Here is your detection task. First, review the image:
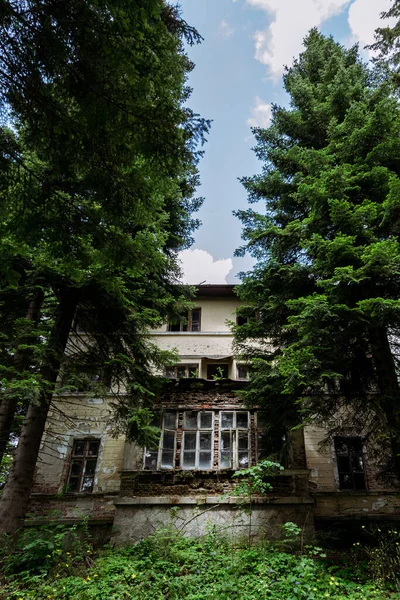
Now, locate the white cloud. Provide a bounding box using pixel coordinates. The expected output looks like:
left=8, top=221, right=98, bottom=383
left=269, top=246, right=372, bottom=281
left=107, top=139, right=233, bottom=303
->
left=178, top=249, right=233, bottom=284
left=247, top=96, right=272, bottom=128
left=243, top=0, right=351, bottom=77
left=219, top=19, right=235, bottom=38
left=242, top=0, right=396, bottom=77
left=348, top=0, right=396, bottom=58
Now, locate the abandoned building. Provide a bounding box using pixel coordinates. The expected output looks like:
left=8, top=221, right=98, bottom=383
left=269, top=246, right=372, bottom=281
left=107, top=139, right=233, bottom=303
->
left=30, top=284, right=400, bottom=543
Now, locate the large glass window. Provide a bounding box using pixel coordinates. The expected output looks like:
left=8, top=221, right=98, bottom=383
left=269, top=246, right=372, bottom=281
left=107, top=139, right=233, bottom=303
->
left=219, top=412, right=250, bottom=469
left=182, top=411, right=213, bottom=469
left=67, top=439, right=100, bottom=492
left=144, top=411, right=177, bottom=470
left=144, top=410, right=258, bottom=472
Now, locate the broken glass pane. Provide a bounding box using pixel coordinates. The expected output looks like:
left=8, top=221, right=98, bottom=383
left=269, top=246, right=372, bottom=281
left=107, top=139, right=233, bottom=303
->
left=81, top=477, right=94, bottom=492
left=236, top=413, right=248, bottom=428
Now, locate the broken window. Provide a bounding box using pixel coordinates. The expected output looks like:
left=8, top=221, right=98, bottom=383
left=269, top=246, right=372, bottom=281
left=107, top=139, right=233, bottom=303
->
left=67, top=439, right=100, bottom=493
left=334, top=436, right=366, bottom=490
left=165, top=364, right=199, bottom=379
left=206, top=363, right=229, bottom=379
left=219, top=411, right=250, bottom=469
left=168, top=309, right=202, bottom=332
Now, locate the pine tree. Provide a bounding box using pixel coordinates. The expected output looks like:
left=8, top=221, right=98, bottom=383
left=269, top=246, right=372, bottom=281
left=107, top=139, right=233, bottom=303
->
left=235, top=30, right=400, bottom=477
left=369, top=0, right=400, bottom=84
left=0, top=1, right=209, bottom=535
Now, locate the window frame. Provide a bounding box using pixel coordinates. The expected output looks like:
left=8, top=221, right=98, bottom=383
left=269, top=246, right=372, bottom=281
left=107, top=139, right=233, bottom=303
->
left=236, top=364, right=250, bottom=380
left=165, top=364, right=199, bottom=379
left=219, top=411, right=250, bottom=470
left=334, top=436, right=367, bottom=491
left=167, top=309, right=202, bottom=332
left=143, top=411, right=178, bottom=471
left=181, top=411, right=214, bottom=470
left=67, top=438, right=100, bottom=493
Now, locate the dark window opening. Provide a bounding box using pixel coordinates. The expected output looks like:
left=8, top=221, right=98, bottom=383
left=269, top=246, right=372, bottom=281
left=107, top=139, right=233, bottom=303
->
left=67, top=439, right=100, bottom=493
left=334, top=436, right=366, bottom=491
left=236, top=315, right=248, bottom=326
left=237, top=365, right=250, bottom=380
left=168, top=309, right=201, bottom=332
left=207, top=363, right=229, bottom=380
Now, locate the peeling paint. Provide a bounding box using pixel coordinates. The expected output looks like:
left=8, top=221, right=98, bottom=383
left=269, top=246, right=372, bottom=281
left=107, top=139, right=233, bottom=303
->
left=372, top=498, right=386, bottom=511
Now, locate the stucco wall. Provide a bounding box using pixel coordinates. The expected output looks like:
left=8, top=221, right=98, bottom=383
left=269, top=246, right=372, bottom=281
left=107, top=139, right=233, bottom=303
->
left=151, top=297, right=241, bottom=334
left=33, top=395, right=125, bottom=496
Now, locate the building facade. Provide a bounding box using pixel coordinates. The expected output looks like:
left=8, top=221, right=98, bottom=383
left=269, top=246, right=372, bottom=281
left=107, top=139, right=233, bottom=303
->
left=30, top=285, right=400, bottom=543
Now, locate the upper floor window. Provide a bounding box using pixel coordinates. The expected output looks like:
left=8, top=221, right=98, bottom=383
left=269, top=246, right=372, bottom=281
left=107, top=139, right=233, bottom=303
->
left=237, top=364, right=250, bottom=380
left=207, top=363, right=229, bottom=380
left=334, top=436, right=366, bottom=491
left=168, top=309, right=201, bottom=332
left=67, top=439, right=100, bottom=493
left=236, top=315, right=248, bottom=326
left=165, top=364, right=199, bottom=379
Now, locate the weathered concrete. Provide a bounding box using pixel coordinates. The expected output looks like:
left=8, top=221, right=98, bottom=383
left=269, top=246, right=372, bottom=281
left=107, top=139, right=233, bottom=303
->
left=111, top=496, right=315, bottom=545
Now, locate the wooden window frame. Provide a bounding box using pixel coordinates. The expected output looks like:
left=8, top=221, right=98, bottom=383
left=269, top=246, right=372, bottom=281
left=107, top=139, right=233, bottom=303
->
left=144, top=411, right=177, bottom=471
left=181, top=411, right=214, bottom=470
left=334, top=436, right=367, bottom=491
left=67, top=438, right=100, bottom=493
left=167, top=309, right=202, bottom=332
left=219, top=411, right=250, bottom=470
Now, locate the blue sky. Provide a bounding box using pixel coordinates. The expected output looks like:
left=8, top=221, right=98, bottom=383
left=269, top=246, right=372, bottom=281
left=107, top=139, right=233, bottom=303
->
left=177, top=0, right=394, bottom=284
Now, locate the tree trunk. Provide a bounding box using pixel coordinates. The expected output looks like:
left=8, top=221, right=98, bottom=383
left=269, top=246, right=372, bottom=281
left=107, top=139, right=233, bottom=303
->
left=0, top=288, right=45, bottom=466
left=0, top=287, right=78, bottom=537
left=369, top=325, right=400, bottom=479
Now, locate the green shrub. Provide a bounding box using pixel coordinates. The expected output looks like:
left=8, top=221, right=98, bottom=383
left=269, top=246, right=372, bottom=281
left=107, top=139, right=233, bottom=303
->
left=0, top=516, right=93, bottom=581
left=1, top=527, right=400, bottom=599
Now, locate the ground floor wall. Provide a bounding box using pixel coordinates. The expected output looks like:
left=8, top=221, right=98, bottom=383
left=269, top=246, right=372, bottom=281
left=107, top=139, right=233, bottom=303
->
left=111, top=496, right=315, bottom=545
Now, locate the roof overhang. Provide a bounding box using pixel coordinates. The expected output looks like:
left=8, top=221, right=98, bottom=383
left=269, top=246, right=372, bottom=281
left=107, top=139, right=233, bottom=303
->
left=195, top=284, right=237, bottom=298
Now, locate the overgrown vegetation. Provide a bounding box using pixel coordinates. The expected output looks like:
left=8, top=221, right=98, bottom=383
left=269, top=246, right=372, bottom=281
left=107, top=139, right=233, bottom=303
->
left=1, top=524, right=400, bottom=599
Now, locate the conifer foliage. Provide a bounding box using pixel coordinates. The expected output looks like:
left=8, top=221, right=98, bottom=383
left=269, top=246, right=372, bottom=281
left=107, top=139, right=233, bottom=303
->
left=235, top=30, right=400, bottom=476
left=0, top=0, right=209, bottom=535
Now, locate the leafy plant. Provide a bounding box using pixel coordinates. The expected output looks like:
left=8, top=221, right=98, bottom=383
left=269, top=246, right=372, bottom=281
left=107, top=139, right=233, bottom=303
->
left=232, top=460, right=284, bottom=496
